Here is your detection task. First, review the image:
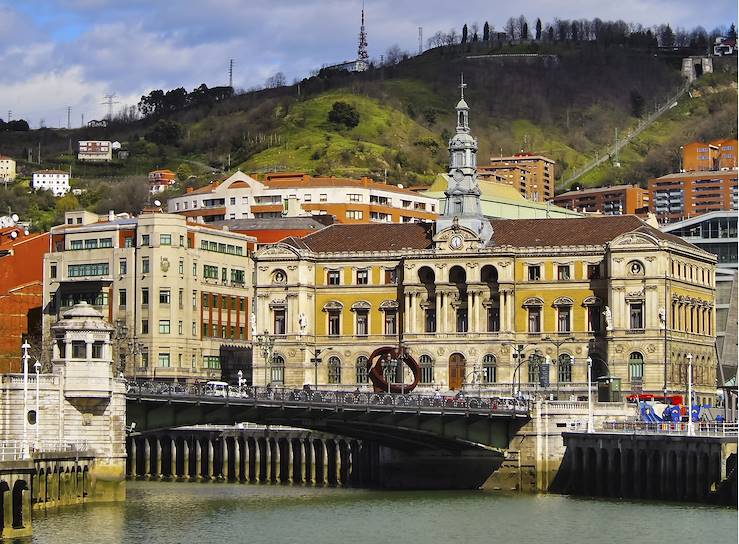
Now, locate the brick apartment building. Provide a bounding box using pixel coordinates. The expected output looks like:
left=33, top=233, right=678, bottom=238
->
left=552, top=185, right=650, bottom=215
left=648, top=170, right=738, bottom=223
left=682, top=139, right=738, bottom=172
left=478, top=153, right=555, bottom=202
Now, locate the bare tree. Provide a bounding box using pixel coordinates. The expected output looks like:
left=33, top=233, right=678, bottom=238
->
left=470, top=22, right=480, bottom=42
left=385, top=44, right=403, bottom=65
left=428, top=31, right=445, bottom=48
left=517, top=15, right=529, bottom=40
left=265, top=72, right=286, bottom=89
left=504, top=17, right=517, bottom=40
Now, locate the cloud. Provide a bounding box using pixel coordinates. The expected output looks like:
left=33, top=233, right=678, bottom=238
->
left=1, top=0, right=735, bottom=127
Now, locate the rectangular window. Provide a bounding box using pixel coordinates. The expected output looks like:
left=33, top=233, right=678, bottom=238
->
left=557, top=307, right=571, bottom=332
left=203, top=356, right=221, bottom=369
left=142, top=234, right=150, bottom=246
left=119, top=259, right=127, bottom=275
left=124, top=237, right=134, bottom=248
left=203, top=265, right=219, bottom=279
left=425, top=309, right=436, bottom=333
left=158, top=353, right=171, bottom=368
left=384, top=311, right=397, bottom=335
left=274, top=309, right=286, bottom=335
left=192, top=321, right=196, bottom=336
left=356, top=310, right=369, bottom=336
left=67, top=263, right=109, bottom=277
left=141, top=319, right=149, bottom=334
left=179, top=258, right=184, bottom=275
left=588, top=306, right=602, bottom=332
left=528, top=265, right=541, bottom=281
left=91, top=341, right=104, bottom=359
left=119, top=289, right=127, bottom=307
left=159, top=320, right=171, bottom=334
left=528, top=308, right=541, bottom=333
left=345, top=210, right=363, bottom=220
left=70, top=240, right=83, bottom=250
left=328, top=312, right=341, bottom=336
left=348, top=193, right=361, bottom=202
left=141, top=288, right=149, bottom=306
left=193, top=291, right=197, bottom=309
left=84, top=239, right=98, bottom=249
left=319, top=193, right=328, bottom=202
left=356, top=269, right=369, bottom=285
left=456, top=309, right=468, bottom=333
left=50, top=264, right=57, bottom=279
left=179, top=235, right=184, bottom=247
left=327, top=270, right=340, bottom=285
left=178, top=321, right=183, bottom=335
left=557, top=265, right=571, bottom=280
left=71, top=341, right=86, bottom=359
left=99, top=238, right=112, bottom=248
left=142, top=257, right=150, bottom=274
left=630, top=303, right=644, bottom=330
left=231, top=269, right=245, bottom=286
left=178, top=289, right=184, bottom=308
left=202, top=293, right=209, bottom=307
left=159, top=289, right=170, bottom=305
left=384, top=268, right=398, bottom=285
left=488, top=308, right=500, bottom=332
left=587, top=264, right=601, bottom=280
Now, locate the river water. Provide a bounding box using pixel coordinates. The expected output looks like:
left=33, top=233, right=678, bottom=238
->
left=23, top=482, right=737, bottom=544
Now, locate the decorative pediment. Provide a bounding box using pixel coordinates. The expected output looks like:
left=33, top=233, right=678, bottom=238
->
left=322, top=300, right=344, bottom=312
left=553, top=296, right=574, bottom=306
left=254, top=242, right=302, bottom=260
left=379, top=300, right=399, bottom=310
left=269, top=298, right=287, bottom=308
left=523, top=297, right=544, bottom=307
left=350, top=301, right=371, bottom=311
left=610, top=231, right=660, bottom=249
left=583, top=296, right=602, bottom=306
left=432, top=225, right=482, bottom=253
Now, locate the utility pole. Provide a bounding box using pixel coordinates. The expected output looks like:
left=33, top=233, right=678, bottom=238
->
left=6, top=110, right=10, bottom=122
left=418, top=27, right=423, bottom=54
left=67, top=106, right=72, bottom=129
left=229, top=58, right=234, bottom=88
left=81, top=113, right=84, bottom=127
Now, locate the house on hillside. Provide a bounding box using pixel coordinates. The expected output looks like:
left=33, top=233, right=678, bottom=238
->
left=32, top=170, right=70, bottom=196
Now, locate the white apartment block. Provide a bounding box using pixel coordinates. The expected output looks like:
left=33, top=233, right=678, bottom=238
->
left=0, top=155, right=16, bottom=181
left=32, top=170, right=70, bottom=196
left=78, top=140, right=112, bottom=161
left=43, top=211, right=256, bottom=382
left=167, top=171, right=438, bottom=224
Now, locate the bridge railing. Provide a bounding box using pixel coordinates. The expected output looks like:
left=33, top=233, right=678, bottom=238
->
left=599, top=421, right=738, bottom=437
left=125, top=381, right=531, bottom=416
left=0, top=440, right=90, bottom=462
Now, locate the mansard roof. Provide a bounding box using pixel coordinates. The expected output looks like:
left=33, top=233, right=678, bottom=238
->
left=279, top=215, right=694, bottom=254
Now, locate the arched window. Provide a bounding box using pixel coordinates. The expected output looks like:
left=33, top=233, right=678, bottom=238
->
left=629, top=352, right=644, bottom=382
left=482, top=354, right=497, bottom=383
left=355, top=356, right=368, bottom=384
left=558, top=353, right=573, bottom=383
left=528, top=353, right=544, bottom=383
left=420, top=354, right=434, bottom=384
left=271, top=354, right=285, bottom=384
left=328, top=356, right=341, bottom=384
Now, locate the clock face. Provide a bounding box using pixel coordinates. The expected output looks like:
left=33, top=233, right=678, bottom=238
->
left=450, top=235, right=463, bottom=250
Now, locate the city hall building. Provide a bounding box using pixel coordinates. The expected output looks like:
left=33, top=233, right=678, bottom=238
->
left=253, top=87, right=718, bottom=402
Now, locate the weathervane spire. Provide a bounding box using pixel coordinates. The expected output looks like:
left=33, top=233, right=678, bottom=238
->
left=459, top=73, right=466, bottom=100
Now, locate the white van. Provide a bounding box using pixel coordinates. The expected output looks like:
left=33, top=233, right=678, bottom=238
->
left=205, top=381, right=229, bottom=397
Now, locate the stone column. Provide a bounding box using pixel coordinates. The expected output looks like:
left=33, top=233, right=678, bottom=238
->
left=309, top=440, right=317, bottom=485
left=143, top=438, right=151, bottom=479
left=234, top=438, right=241, bottom=482
left=255, top=439, right=263, bottom=483
left=273, top=439, right=281, bottom=483
left=287, top=440, right=294, bottom=484
left=410, top=293, right=418, bottom=334
left=170, top=439, right=177, bottom=480
left=206, top=440, right=214, bottom=480
left=300, top=441, right=308, bottom=485
left=435, top=291, right=442, bottom=334
left=154, top=439, right=162, bottom=480
left=243, top=439, right=251, bottom=482
left=404, top=293, right=411, bottom=333
left=221, top=438, right=229, bottom=480
left=467, top=291, right=474, bottom=333
left=194, top=439, right=202, bottom=480
left=335, top=441, right=342, bottom=486
left=182, top=441, right=190, bottom=481
left=129, top=438, right=137, bottom=478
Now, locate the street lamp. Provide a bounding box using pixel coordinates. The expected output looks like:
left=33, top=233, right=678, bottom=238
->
left=505, top=343, right=529, bottom=397
left=301, top=346, right=332, bottom=387
left=237, top=369, right=243, bottom=390
left=586, top=356, right=594, bottom=433
left=255, top=329, right=275, bottom=387
left=687, top=353, right=694, bottom=436
left=34, top=359, right=41, bottom=449
left=543, top=335, right=575, bottom=399
left=21, top=341, right=30, bottom=459
left=382, top=355, right=397, bottom=395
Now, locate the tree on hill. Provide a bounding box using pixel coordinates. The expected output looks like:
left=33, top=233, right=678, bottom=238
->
left=483, top=22, right=490, bottom=41
left=657, top=24, right=675, bottom=47
left=461, top=24, right=468, bottom=43
left=547, top=26, right=554, bottom=41
left=0, top=119, right=30, bottom=131
left=470, top=22, right=479, bottom=42
left=145, top=119, right=183, bottom=145
left=328, top=102, right=360, bottom=128
left=535, top=18, right=542, bottom=40
left=265, top=72, right=286, bottom=88
left=504, top=17, right=516, bottom=40
left=729, top=23, right=737, bottom=40
left=572, top=21, right=580, bottom=42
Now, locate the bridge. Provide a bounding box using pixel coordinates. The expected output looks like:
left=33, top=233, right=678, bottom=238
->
left=125, top=382, right=531, bottom=489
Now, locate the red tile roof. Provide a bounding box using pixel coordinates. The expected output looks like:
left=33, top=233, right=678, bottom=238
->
left=283, top=223, right=434, bottom=252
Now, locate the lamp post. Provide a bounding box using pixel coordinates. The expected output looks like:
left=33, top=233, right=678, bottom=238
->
left=543, top=335, right=575, bottom=399
left=382, top=355, right=397, bottom=395
left=237, top=369, right=243, bottom=390
left=687, top=353, right=694, bottom=436
left=21, top=341, right=30, bottom=459
left=505, top=343, right=531, bottom=397
left=586, top=356, right=594, bottom=433
left=301, top=346, right=332, bottom=387
left=255, top=329, right=275, bottom=387
left=34, top=359, right=41, bottom=449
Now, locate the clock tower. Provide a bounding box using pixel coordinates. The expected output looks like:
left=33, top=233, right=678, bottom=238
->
left=435, top=75, right=493, bottom=246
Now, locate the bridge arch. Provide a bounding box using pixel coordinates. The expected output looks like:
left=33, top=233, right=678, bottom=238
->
left=11, top=479, right=27, bottom=529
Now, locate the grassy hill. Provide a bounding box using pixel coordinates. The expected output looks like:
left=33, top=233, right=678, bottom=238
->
left=0, top=41, right=736, bottom=229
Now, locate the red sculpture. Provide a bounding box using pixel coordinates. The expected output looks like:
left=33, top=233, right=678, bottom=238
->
left=366, top=346, right=420, bottom=393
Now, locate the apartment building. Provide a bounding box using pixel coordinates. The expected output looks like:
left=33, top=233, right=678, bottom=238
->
left=479, top=153, right=555, bottom=202
left=32, top=170, right=70, bottom=196
left=78, top=141, right=112, bottom=162
left=648, top=170, right=738, bottom=223
left=682, top=139, right=738, bottom=172
left=167, top=171, right=438, bottom=224
left=0, top=155, right=16, bottom=181
left=149, top=169, right=177, bottom=194
left=43, top=210, right=256, bottom=382
left=552, top=185, right=650, bottom=215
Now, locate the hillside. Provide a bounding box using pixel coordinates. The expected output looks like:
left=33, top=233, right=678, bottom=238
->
left=0, top=41, right=736, bottom=229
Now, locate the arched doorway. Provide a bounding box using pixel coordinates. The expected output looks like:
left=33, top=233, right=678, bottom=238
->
left=448, top=353, right=466, bottom=390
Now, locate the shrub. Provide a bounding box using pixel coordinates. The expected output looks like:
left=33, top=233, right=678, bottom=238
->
left=328, top=102, right=360, bottom=128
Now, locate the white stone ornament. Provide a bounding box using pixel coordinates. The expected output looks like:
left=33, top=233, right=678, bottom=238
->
left=603, top=306, right=613, bottom=331
left=298, top=312, right=307, bottom=335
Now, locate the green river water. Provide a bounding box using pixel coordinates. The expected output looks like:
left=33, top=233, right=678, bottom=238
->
left=20, top=481, right=738, bottom=544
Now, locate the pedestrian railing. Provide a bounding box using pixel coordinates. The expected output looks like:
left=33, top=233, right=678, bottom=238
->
left=125, top=381, right=531, bottom=417
left=600, top=421, right=738, bottom=437
left=0, top=440, right=89, bottom=461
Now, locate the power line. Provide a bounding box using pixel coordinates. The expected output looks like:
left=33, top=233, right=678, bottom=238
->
left=101, top=94, right=119, bottom=120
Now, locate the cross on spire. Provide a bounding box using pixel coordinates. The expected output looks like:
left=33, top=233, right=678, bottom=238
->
left=459, top=73, right=467, bottom=100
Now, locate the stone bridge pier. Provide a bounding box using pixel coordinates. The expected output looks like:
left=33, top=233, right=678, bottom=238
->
left=552, top=432, right=737, bottom=505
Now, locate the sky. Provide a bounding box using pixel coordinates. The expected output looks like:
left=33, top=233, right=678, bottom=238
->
left=1, top=0, right=735, bottom=128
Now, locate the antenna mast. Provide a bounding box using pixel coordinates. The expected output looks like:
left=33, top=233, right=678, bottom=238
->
left=67, top=106, right=72, bottom=129
left=357, top=0, right=368, bottom=68
left=418, top=27, right=423, bottom=54
left=229, top=59, right=234, bottom=88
